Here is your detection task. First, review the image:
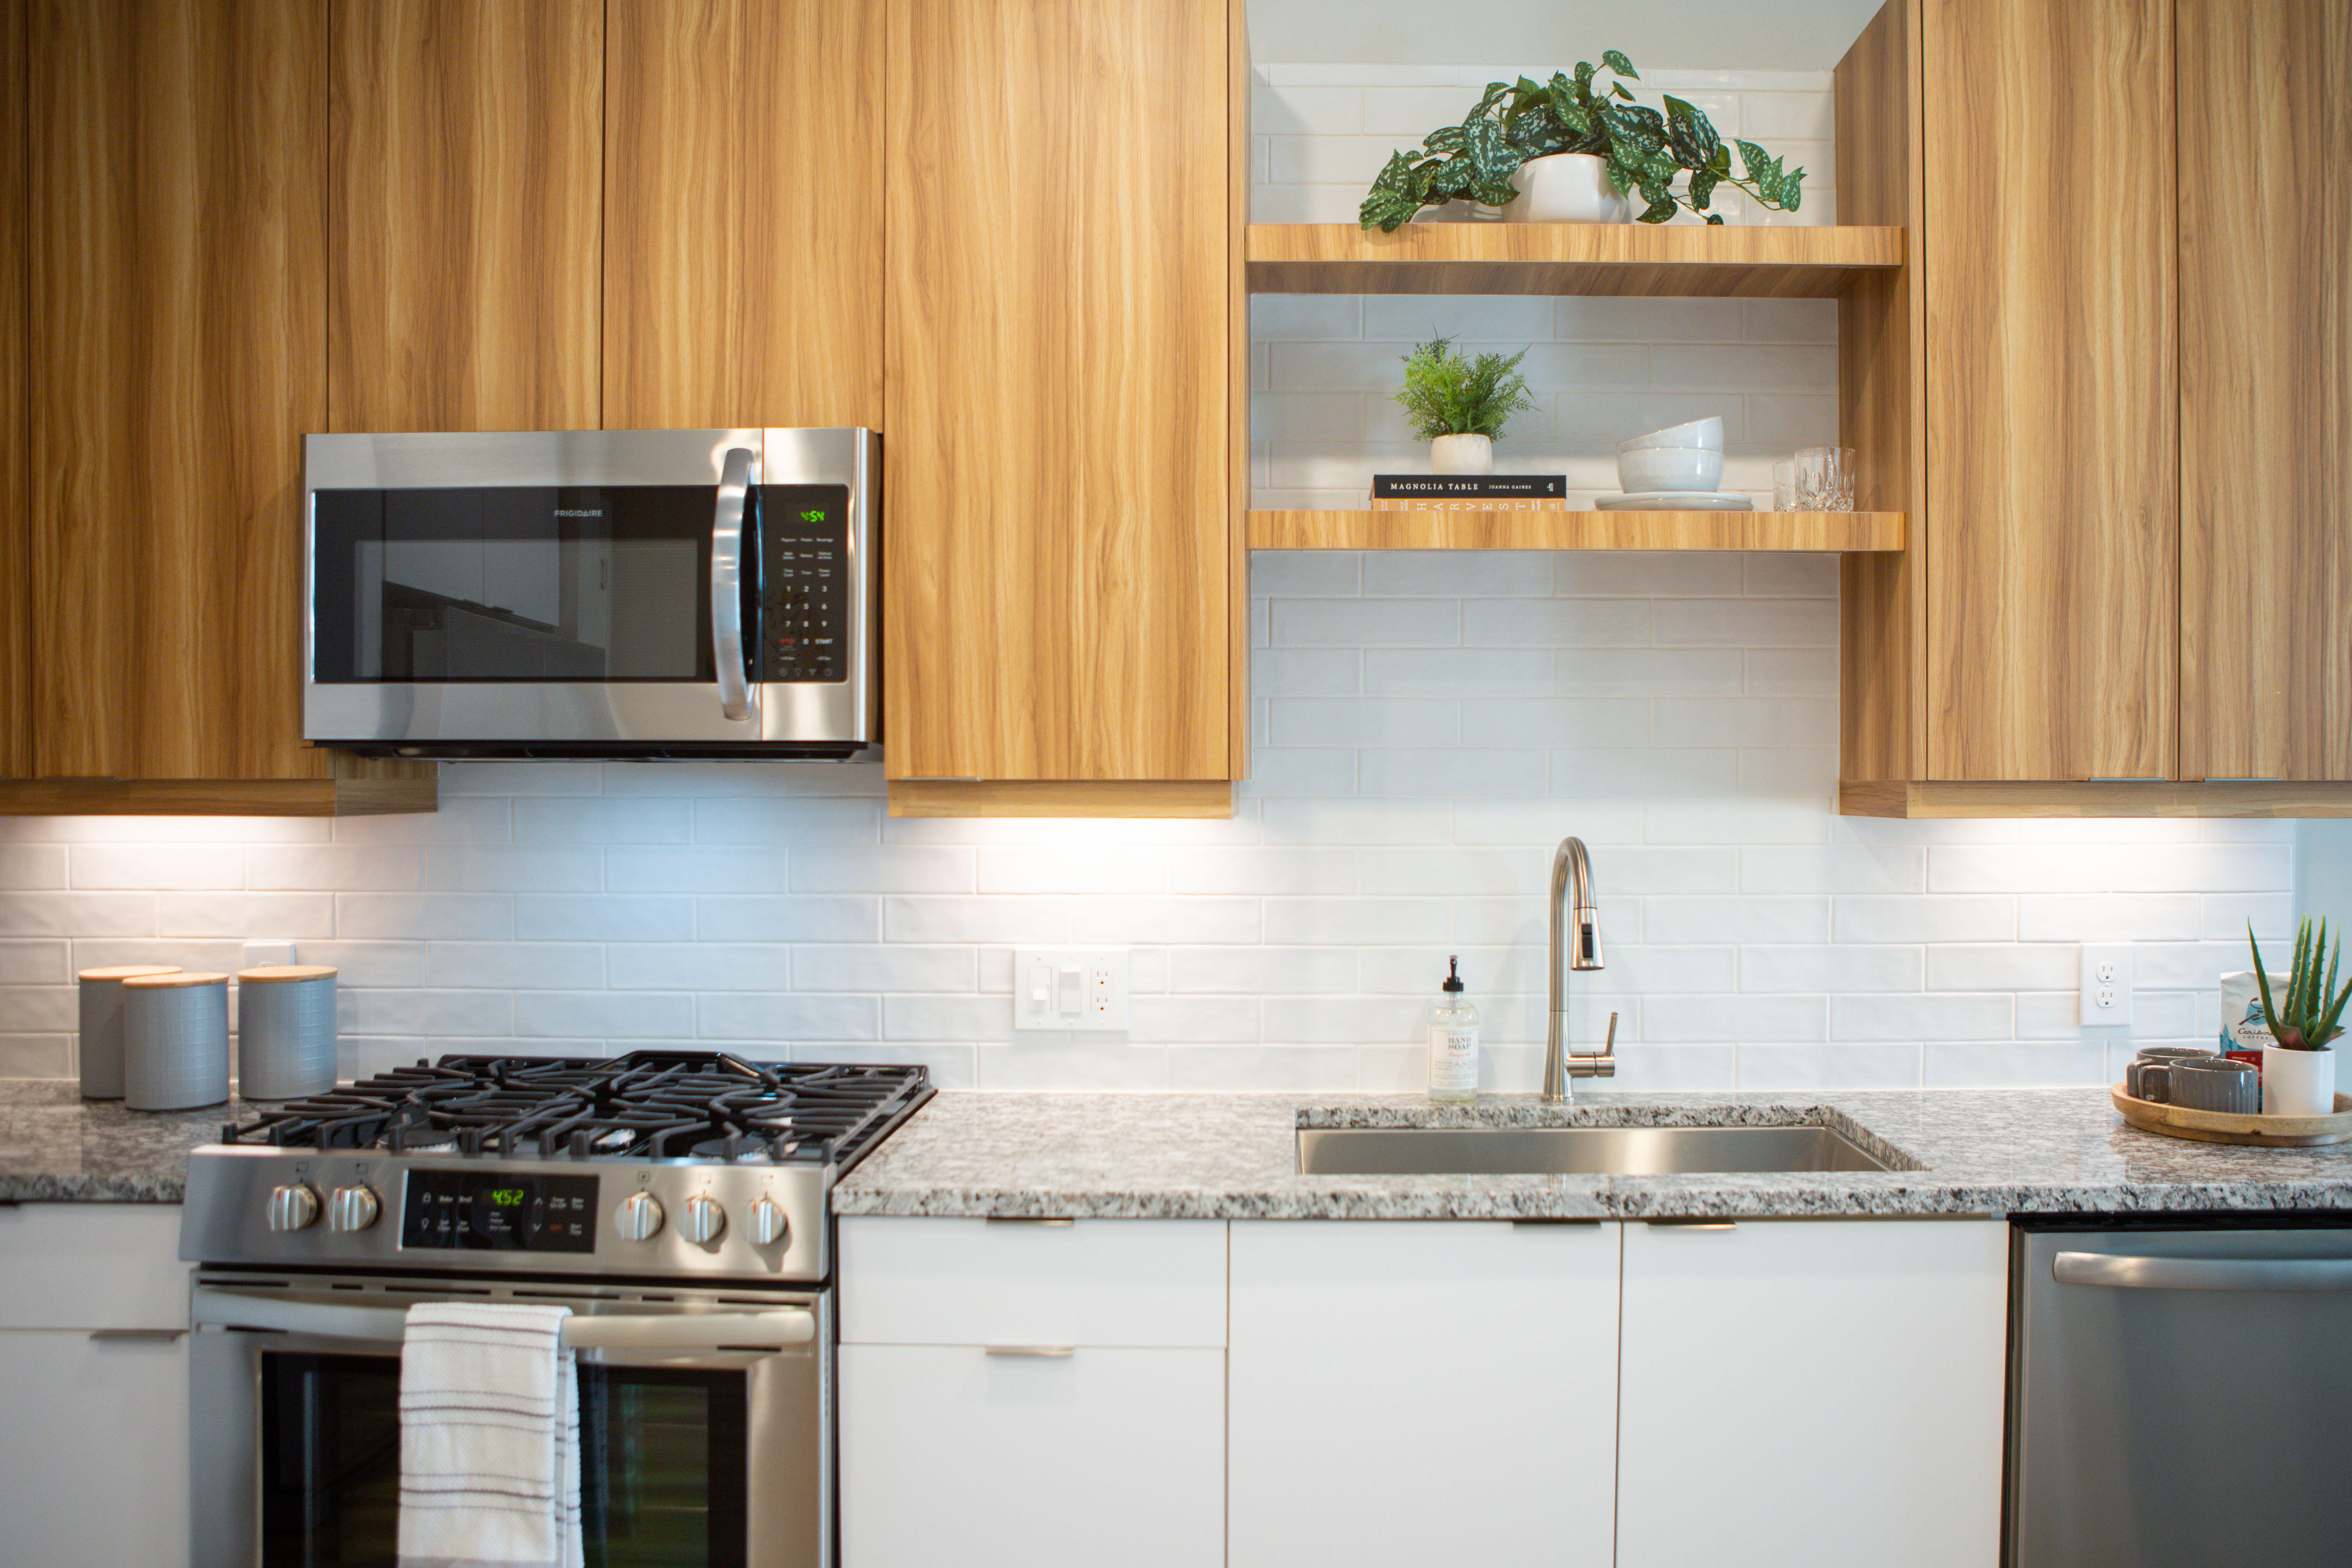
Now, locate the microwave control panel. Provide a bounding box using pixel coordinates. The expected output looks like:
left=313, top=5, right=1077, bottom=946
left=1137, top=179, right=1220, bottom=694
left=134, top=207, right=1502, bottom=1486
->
left=756, top=484, right=852, bottom=685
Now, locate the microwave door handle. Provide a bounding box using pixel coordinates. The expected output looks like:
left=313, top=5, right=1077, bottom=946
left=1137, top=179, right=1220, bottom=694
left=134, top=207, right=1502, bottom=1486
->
left=711, top=445, right=758, bottom=721
left=190, top=1287, right=816, bottom=1350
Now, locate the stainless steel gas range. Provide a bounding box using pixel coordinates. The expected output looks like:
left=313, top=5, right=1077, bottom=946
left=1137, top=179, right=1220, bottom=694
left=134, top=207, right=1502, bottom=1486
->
left=178, top=1051, right=932, bottom=1568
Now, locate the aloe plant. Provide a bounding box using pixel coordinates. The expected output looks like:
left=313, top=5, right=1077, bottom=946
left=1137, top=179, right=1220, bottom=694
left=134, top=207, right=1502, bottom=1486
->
left=2250, top=918, right=2352, bottom=1050
left=1359, top=49, right=1806, bottom=232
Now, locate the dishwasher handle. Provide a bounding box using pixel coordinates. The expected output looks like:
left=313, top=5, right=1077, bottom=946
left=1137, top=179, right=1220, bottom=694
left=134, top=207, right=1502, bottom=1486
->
left=192, top=1287, right=815, bottom=1349
left=2054, top=1250, right=2352, bottom=1292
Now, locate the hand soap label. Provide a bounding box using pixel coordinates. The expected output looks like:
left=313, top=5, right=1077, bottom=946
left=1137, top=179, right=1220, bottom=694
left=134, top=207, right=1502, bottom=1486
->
left=1429, top=1026, right=1479, bottom=1095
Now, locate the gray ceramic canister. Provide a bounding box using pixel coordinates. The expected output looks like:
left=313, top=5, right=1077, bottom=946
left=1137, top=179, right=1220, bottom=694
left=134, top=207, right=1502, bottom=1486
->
left=76, top=965, right=183, bottom=1098
left=122, top=971, right=232, bottom=1112
left=235, top=965, right=339, bottom=1101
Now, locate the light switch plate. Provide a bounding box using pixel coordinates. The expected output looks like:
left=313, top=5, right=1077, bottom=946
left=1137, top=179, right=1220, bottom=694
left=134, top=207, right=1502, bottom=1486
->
left=2079, top=943, right=2133, bottom=1026
left=242, top=940, right=297, bottom=970
left=1012, top=947, right=1130, bottom=1032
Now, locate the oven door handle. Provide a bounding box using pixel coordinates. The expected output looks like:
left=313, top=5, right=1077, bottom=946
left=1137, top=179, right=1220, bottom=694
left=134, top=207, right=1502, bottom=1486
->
left=191, top=1288, right=816, bottom=1349
left=711, top=444, right=758, bottom=722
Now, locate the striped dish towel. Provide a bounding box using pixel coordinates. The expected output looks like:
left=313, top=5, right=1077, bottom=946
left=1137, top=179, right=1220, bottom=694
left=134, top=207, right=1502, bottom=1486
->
left=397, top=1302, right=583, bottom=1568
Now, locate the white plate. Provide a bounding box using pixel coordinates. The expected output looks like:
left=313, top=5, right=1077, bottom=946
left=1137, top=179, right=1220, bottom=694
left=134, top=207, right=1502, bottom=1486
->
left=1594, top=491, right=1755, bottom=512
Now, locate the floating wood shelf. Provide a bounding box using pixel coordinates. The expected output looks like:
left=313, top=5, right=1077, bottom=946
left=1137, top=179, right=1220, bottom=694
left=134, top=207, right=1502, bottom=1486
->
left=1248, top=509, right=1906, bottom=552
left=1246, top=223, right=1905, bottom=298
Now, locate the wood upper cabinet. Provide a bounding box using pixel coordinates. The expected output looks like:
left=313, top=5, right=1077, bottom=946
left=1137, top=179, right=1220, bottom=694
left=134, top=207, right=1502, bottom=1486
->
left=602, top=0, right=882, bottom=431
left=882, top=0, right=1243, bottom=797
left=330, top=0, right=601, bottom=432
left=1, top=0, right=27, bottom=778
left=1921, top=0, right=2177, bottom=782
left=2179, top=0, right=2352, bottom=783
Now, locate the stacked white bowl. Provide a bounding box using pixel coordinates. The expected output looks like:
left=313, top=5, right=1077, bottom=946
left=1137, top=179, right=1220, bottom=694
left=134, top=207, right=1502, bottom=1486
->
left=1615, top=416, right=1725, bottom=492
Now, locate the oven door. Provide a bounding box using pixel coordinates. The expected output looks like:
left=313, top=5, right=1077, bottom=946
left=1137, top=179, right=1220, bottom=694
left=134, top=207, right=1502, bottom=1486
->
left=188, top=1277, right=829, bottom=1568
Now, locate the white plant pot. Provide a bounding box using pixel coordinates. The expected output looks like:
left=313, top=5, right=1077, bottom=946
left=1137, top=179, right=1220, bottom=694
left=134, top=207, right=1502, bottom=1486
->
left=1506, top=153, right=1633, bottom=224
left=2262, top=1045, right=2337, bottom=1117
left=1429, top=434, right=1493, bottom=475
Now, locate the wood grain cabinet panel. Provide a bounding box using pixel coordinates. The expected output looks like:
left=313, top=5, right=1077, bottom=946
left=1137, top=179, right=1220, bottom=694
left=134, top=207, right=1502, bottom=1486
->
left=602, top=0, right=882, bottom=431
left=329, top=0, right=601, bottom=433
left=1921, top=0, right=2178, bottom=782
left=2179, top=0, right=2352, bottom=782
left=0, top=0, right=27, bottom=777
left=882, top=0, right=1235, bottom=783
left=28, top=0, right=332, bottom=781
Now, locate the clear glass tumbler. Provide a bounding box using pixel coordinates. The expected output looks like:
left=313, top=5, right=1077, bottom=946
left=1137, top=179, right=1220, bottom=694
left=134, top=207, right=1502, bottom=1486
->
left=1772, top=461, right=1797, bottom=512
left=1794, top=446, right=1855, bottom=511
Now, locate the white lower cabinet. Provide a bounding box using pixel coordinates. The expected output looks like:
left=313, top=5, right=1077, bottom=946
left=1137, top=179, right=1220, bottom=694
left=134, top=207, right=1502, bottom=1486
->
left=0, top=1203, right=189, bottom=1568
left=837, top=1216, right=1227, bottom=1568
left=1615, top=1217, right=2009, bottom=1568
left=839, top=1343, right=1225, bottom=1568
left=1228, top=1219, right=1620, bottom=1568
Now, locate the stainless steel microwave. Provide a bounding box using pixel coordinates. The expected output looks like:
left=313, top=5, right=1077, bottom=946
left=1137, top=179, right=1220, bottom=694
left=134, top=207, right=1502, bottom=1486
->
left=304, top=428, right=877, bottom=758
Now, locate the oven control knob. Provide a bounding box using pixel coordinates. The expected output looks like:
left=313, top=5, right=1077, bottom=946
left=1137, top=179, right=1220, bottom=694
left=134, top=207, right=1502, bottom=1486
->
left=327, top=1185, right=381, bottom=1233
left=746, top=1196, right=790, bottom=1248
left=614, top=1191, right=666, bottom=1242
left=680, top=1194, right=727, bottom=1245
left=266, top=1183, right=321, bottom=1233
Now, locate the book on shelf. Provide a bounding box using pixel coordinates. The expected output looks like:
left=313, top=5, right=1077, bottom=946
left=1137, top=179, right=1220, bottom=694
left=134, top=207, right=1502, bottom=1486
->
left=1367, top=474, right=1568, bottom=512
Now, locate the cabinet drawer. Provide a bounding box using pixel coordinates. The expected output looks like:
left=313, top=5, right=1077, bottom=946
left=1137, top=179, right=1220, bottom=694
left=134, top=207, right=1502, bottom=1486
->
left=839, top=1217, right=1225, bottom=1348
left=841, top=1343, right=1223, bottom=1568
left=0, top=1204, right=188, bottom=1330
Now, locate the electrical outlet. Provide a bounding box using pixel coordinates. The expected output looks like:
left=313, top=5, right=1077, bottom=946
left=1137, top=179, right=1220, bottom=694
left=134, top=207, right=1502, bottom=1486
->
left=1012, top=948, right=1130, bottom=1032
left=2079, top=944, right=2134, bottom=1026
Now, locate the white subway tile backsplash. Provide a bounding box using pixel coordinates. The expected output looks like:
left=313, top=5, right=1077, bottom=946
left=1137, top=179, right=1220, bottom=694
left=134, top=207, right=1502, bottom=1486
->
left=72, top=844, right=245, bottom=891
left=0, top=846, right=67, bottom=889
left=0, top=892, right=157, bottom=938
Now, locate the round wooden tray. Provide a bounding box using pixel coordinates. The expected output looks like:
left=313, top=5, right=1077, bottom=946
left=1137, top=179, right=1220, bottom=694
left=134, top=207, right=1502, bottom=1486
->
left=2110, top=1084, right=2352, bottom=1147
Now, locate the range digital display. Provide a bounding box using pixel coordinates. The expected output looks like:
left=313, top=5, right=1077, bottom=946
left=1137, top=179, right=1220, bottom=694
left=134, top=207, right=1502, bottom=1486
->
left=401, top=1171, right=600, bottom=1253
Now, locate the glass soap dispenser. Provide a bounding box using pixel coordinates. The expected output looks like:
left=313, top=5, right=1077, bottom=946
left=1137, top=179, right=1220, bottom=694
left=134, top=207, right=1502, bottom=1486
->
left=1428, top=955, right=1480, bottom=1104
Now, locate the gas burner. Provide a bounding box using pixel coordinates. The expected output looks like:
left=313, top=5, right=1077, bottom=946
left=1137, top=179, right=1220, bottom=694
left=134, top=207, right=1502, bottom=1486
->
left=224, top=1050, right=930, bottom=1169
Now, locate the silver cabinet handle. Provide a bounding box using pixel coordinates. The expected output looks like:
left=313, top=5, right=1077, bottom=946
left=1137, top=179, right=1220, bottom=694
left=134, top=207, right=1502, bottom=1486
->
left=984, top=1345, right=1076, bottom=1358
left=191, top=1288, right=814, bottom=1349
left=88, top=1328, right=186, bottom=1342
left=1646, top=1218, right=1738, bottom=1230
left=710, top=445, right=758, bottom=721
left=2054, top=1251, right=2352, bottom=1292
left=985, top=1216, right=1074, bottom=1227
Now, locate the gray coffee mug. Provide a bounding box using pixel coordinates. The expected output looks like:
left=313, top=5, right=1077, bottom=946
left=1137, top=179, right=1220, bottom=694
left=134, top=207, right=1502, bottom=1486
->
left=2129, top=1047, right=2215, bottom=1104
left=2169, top=1056, right=2258, bottom=1114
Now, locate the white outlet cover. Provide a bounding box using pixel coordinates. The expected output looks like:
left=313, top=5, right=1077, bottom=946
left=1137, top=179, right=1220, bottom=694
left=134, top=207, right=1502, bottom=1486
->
left=242, top=940, right=297, bottom=970
left=2078, top=943, right=2134, bottom=1026
left=1012, top=947, right=1131, bottom=1033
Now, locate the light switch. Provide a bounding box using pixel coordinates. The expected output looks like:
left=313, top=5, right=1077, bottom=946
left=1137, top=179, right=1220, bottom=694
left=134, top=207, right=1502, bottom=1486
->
left=242, top=941, right=297, bottom=969
left=1011, top=948, right=1132, bottom=1033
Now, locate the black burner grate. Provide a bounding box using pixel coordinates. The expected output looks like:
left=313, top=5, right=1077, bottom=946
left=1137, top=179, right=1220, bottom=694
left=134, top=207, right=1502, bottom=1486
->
left=222, top=1051, right=931, bottom=1168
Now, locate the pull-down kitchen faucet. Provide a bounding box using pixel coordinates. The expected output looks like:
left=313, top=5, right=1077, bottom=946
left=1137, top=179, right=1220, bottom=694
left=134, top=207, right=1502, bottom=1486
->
left=1544, top=836, right=1617, bottom=1103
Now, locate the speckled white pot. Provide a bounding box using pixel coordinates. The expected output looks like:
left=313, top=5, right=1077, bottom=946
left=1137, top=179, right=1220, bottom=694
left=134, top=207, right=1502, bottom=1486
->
left=2262, top=1044, right=2336, bottom=1117
left=1429, top=434, right=1493, bottom=474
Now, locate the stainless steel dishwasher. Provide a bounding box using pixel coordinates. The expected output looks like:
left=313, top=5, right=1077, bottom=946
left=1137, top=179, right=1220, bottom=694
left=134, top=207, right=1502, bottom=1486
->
left=2009, top=1219, right=2352, bottom=1568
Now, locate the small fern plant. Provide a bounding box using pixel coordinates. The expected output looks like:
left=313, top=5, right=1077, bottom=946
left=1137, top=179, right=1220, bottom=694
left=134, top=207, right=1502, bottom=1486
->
left=1392, top=337, right=1539, bottom=441
left=2251, top=918, right=2352, bottom=1050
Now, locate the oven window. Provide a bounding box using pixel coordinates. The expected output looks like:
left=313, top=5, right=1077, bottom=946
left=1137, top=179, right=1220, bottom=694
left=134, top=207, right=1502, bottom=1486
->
left=260, top=1352, right=748, bottom=1568
left=311, top=487, right=735, bottom=684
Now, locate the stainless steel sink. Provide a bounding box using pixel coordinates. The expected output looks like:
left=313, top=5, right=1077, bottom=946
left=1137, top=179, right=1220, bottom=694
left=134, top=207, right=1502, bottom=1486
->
left=1295, top=1124, right=1898, bottom=1176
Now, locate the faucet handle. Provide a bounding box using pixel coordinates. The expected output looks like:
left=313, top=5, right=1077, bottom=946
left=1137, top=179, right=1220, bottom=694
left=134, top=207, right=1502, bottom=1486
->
left=1605, top=1012, right=1618, bottom=1053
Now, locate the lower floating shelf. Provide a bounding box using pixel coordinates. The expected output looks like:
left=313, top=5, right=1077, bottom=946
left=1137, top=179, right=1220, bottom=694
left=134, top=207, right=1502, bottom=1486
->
left=1247, top=509, right=1905, bottom=552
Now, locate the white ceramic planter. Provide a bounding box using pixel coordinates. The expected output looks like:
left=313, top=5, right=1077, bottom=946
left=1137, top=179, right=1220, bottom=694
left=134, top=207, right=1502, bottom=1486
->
left=1506, top=153, right=1632, bottom=224
left=2262, top=1044, right=2337, bottom=1117
left=1429, top=433, right=1493, bottom=474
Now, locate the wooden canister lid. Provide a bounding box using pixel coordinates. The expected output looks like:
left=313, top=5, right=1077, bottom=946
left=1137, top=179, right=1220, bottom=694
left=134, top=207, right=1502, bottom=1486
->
left=121, top=970, right=231, bottom=989
left=238, top=964, right=338, bottom=983
left=78, top=964, right=183, bottom=983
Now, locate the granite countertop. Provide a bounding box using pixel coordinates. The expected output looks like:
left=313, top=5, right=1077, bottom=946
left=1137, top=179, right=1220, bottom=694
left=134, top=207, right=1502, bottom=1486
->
left=832, top=1088, right=2352, bottom=1220
left=12, top=1077, right=2352, bottom=1220
left=0, top=1080, right=231, bottom=1201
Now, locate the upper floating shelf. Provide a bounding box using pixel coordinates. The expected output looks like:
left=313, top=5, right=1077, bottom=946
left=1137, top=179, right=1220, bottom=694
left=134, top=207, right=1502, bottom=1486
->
left=1246, top=223, right=1905, bottom=298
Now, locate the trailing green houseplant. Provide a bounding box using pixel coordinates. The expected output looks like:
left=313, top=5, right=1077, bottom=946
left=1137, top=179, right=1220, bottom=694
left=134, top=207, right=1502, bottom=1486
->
left=1360, top=50, right=1807, bottom=232
left=1392, top=336, right=1540, bottom=477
